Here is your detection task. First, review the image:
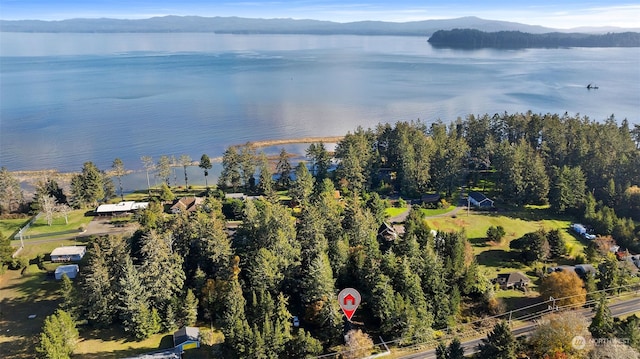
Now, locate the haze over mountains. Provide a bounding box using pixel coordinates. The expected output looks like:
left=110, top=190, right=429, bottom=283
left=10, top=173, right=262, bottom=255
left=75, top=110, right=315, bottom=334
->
left=1, top=15, right=638, bottom=35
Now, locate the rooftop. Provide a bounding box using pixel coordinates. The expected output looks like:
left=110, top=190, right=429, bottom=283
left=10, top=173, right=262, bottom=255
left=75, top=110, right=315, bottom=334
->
left=50, top=246, right=86, bottom=257
left=96, top=201, right=149, bottom=213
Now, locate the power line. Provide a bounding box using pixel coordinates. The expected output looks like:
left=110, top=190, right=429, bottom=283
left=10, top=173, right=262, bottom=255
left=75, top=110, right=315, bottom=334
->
left=312, top=282, right=640, bottom=359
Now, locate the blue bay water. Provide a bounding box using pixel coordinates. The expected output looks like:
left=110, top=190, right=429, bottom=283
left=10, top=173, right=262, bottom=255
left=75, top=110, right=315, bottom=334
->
left=1, top=33, right=639, bottom=184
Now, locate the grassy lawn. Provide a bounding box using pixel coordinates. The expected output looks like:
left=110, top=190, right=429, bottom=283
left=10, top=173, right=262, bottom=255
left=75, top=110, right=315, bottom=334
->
left=25, top=210, right=93, bottom=236
left=426, top=210, right=587, bottom=305
left=385, top=207, right=408, bottom=218
left=0, top=217, right=32, bottom=239
left=420, top=205, right=456, bottom=217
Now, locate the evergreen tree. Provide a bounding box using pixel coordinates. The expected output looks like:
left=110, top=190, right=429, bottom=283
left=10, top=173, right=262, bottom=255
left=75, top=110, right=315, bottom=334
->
left=289, top=162, right=314, bottom=207
left=478, top=321, right=516, bottom=359
left=447, top=338, right=465, bottom=359
left=199, top=153, right=213, bottom=190
left=178, top=289, right=199, bottom=327
left=335, top=142, right=366, bottom=194
left=257, top=156, right=278, bottom=202
left=219, top=146, right=242, bottom=191
left=487, top=225, right=506, bottom=243
left=616, top=315, right=640, bottom=351
left=436, top=342, right=447, bottom=359
left=275, top=148, right=293, bottom=190
left=159, top=182, right=175, bottom=203
left=429, top=122, right=469, bottom=196
left=81, top=241, right=116, bottom=327
left=36, top=309, right=78, bottom=359
left=58, top=274, right=77, bottom=317
left=546, top=229, right=567, bottom=259
left=139, top=230, right=185, bottom=311
left=285, top=329, right=323, bottom=358
left=306, top=142, right=331, bottom=183
left=70, top=162, right=106, bottom=208
left=597, top=253, right=621, bottom=291
left=589, top=296, right=615, bottom=339
left=0, top=233, right=14, bottom=268
left=239, top=144, right=258, bottom=192
left=550, top=165, right=587, bottom=213
left=117, top=255, right=156, bottom=339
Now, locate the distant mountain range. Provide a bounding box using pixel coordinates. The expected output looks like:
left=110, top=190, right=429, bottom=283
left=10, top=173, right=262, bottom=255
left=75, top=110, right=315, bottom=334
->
left=1, top=15, right=638, bottom=35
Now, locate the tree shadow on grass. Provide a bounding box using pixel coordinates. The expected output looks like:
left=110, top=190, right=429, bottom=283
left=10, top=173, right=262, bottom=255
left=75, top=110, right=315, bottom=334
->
left=469, top=237, right=490, bottom=247
left=476, top=249, right=527, bottom=270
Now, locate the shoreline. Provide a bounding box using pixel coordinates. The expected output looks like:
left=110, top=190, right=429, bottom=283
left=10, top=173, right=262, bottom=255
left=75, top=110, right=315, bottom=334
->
left=11, top=136, right=345, bottom=195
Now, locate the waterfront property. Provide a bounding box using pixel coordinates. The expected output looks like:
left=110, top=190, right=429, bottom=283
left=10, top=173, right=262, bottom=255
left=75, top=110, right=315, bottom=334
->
left=170, top=197, right=204, bottom=214
left=95, top=201, right=149, bottom=216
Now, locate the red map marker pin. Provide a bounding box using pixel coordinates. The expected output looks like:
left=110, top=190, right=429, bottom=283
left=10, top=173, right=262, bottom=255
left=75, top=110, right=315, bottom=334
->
left=338, top=288, right=361, bottom=321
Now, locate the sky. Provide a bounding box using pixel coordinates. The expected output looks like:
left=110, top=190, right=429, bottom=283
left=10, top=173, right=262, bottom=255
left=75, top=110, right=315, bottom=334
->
left=1, top=0, right=639, bottom=29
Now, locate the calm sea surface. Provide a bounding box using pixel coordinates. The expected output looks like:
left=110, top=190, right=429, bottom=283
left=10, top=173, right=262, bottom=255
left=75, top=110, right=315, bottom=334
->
left=1, top=33, right=639, bottom=182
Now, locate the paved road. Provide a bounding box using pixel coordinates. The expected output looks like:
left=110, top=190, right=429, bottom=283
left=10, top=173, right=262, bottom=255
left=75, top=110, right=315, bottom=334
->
left=399, top=296, right=640, bottom=359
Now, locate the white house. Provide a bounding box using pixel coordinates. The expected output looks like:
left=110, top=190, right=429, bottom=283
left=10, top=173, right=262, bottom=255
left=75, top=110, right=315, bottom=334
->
left=50, top=246, right=86, bottom=262
left=55, top=264, right=79, bottom=280
left=95, top=201, right=149, bottom=216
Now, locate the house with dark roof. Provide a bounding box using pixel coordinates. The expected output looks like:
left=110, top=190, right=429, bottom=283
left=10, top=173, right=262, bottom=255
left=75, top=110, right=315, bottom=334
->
left=468, top=192, right=494, bottom=208
left=493, top=272, right=530, bottom=289
left=170, top=197, right=204, bottom=214
left=173, top=327, right=200, bottom=353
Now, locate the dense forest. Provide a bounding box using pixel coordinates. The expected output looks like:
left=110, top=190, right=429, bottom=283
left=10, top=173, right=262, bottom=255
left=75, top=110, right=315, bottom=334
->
left=2, top=111, right=640, bottom=358
left=428, top=29, right=640, bottom=48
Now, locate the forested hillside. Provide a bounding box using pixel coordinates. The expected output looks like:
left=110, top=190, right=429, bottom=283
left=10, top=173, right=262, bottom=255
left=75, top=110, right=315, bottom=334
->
left=428, top=28, right=640, bottom=48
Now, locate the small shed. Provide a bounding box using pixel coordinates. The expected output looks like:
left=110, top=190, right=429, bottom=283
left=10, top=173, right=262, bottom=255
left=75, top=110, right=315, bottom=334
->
left=468, top=192, right=494, bottom=208
left=55, top=264, right=79, bottom=280
left=173, top=327, right=200, bottom=352
left=50, top=246, right=86, bottom=262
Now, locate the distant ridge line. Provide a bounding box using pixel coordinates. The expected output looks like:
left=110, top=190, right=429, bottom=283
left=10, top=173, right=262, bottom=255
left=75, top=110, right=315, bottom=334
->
left=2, top=15, right=638, bottom=35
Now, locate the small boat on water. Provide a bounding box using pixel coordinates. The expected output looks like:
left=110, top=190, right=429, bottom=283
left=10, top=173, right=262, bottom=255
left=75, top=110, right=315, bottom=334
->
left=587, top=83, right=599, bottom=90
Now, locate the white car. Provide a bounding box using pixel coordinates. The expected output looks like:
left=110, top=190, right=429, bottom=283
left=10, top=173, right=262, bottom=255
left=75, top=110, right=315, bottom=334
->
left=292, top=316, right=300, bottom=327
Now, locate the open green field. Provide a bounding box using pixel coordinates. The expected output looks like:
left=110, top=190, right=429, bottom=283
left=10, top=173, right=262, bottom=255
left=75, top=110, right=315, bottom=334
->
left=426, top=210, right=588, bottom=308
left=0, top=217, right=31, bottom=239
left=26, top=210, right=93, bottom=236
left=420, top=205, right=456, bottom=217
left=385, top=206, right=408, bottom=218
